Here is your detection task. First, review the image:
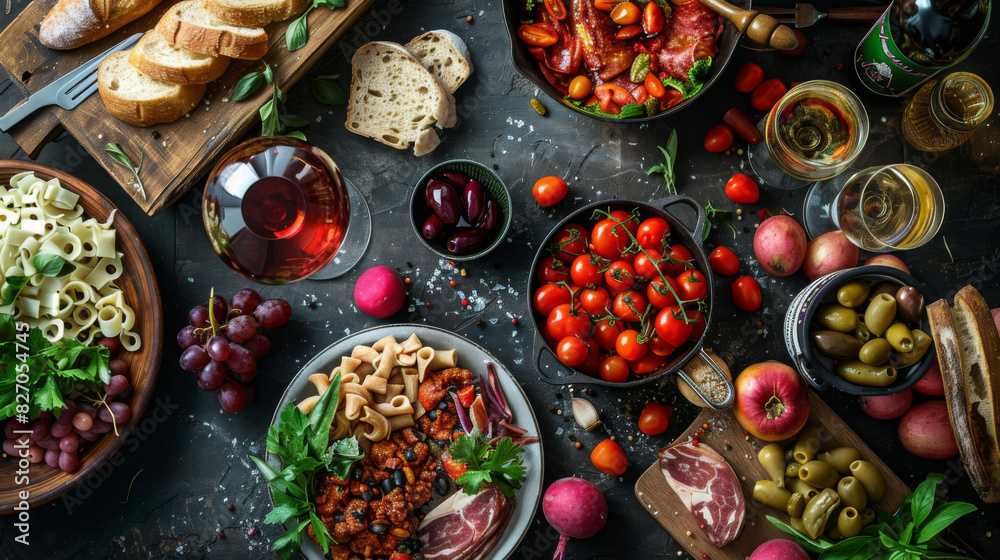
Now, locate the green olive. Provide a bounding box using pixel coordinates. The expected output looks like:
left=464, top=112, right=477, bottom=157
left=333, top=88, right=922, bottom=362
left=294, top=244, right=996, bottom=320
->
left=837, top=476, right=868, bottom=511
left=758, top=444, right=786, bottom=488
left=858, top=338, right=892, bottom=365
left=850, top=460, right=886, bottom=502
left=790, top=517, right=808, bottom=534
left=793, top=424, right=824, bottom=464
left=889, top=329, right=932, bottom=368
left=753, top=480, right=792, bottom=509
left=812, top=330, right=863, bottom=360
left=886, top=322, right=915, bottom=352
left=837, top=281, right=871, bottom=308
left=799, top=460, right=840, bottom=488
left=854, top=321, right=872, bottom=343
left=785, top=462, right=801, bottom=478
left=787, top=492, right=806, bottom=517
left=837, top=360, right=898, bottom=387
left=860, top=507, right=877, bottom=527
left=816, top=304, right=859, bottom=333
left=895, top=286, right=925, bottom=324
left=864, top=293, right=897, bottom=336
left=787, top=477, right=820, bottom=503
left=818, top=447, right=862, bottom=474
left=871, top=281, right=901, bottom=300
left=838, top=507, right=864, bottom=538
left=802, top=488, right=841, bottom=539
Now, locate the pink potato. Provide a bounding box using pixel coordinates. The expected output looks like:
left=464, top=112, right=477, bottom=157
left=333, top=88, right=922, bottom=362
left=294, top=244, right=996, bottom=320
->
left=803, top=231, right=859, bottom=281
left=859, top=388, right=913, bottom=419
left=991, top=308, right=1000, bottom=331
left=354, top=265, right=406, bottom=318
left=898, top=400, right=959, bottom=459
left=748, top=539, right=810, bottom=560
left=753, top=215, right=807, bottom=277
left=912, top=361, right=945, bottom=396
left=864, top=254, right=911, bottom=274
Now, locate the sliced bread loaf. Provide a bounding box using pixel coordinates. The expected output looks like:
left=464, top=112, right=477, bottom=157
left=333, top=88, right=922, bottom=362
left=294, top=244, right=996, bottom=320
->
left=405, top=30, right=474, bottom=94
left=346, top=42, right=457, bottom=156
left=40, top=0, right=165, bottom=50
left=128, top=31, right=231, bottom=85
left=156, top=0, right=268, bottom=60
left=206, top=0, right=309, bottom=27
left=98, top=50, right=206, bottom=127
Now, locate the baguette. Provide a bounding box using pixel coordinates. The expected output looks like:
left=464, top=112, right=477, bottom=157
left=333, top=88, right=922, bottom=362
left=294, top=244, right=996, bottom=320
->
left=40, top=0, right=165, bottom=50
left=206, top=0, right=309, bottom=27
left=98, top=50, right=206, bottom=127
left=128, top=31, right=231, bottom=85
left=404, top=30, right=474, bottom=94
left=928, top=285, right=1000, bottom=503
left=155, top=0, right=268, bottom=60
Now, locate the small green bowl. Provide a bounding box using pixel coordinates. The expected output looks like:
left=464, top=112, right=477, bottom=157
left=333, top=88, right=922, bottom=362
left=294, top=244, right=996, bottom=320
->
left=409, top=159, right=512, bottom=261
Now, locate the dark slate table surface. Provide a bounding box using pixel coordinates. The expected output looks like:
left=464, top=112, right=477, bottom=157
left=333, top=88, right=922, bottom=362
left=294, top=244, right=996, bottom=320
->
left=1, top=1, right=999, bottom=558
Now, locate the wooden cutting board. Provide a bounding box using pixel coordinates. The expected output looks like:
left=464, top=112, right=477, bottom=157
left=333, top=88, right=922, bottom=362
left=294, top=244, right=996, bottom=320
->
left=0, top=0, right=375, bottom=215
left=634, top=391, right=910, bottom=560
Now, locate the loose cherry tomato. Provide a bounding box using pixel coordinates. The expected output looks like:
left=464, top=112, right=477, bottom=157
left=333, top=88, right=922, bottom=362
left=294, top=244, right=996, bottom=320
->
left=630, top=352, right=668, bottom=375
left=655, top=305, right=693, bottom=347
left=592, top=318, right=625, bottom=351
left=732, top=276, right=762, bottom=311
left=457, top=385, right=476, bottom=408
left=547, top=303, right=591, bottom=340
left=725, top=173, right=760, bottom=204
left=633, top=250, right=666, bottom=280
left=570, top=254, right=604, bottom=287
left=543, top=0, right=568, bottom=20
left=647, top=276, right=679, bottom=309
left=616, top=329, right=648, bottom=361
left=591, top=439, right=628, bottom=475
left=638, top=402, right=674, bottom=435
left=442, top=451, right=467, bottom=479
left=780, top=29, right=807, bottom=56
left=610, top=1, right=641, bottom=25
left=518, top=23, right=558, bottom=47
left=533, top=176, right=569, bottom=207
left=580, top=287, right=611, bottom=315
left=704, top=124, right=734, bottom=153
left=616, top=24, right=642, bottom=40
left=648, top=335, right=676, bottom=356
left=551, top=224, right=589, bottom=263
left=733, top=62, right=764, bottom=93
left=636, top=217, right=670, bottom=251
left=641, top=1, right=664, bottom=34
left=599, top=355, right=629, bottom=382
left=594, top=0, right=617, bottom=10
left=605, top=260, right=636, bottom=292
left=644, top=72, right=666, bottom=99
left=557, top=335, right=593, bottom=367
left=751, top=78, right=788, bottom=111
left=676, top=269, right=707, bottom=302
left=663, top=244, right=693, bottom=277
left=686, top=309, right=707, bottom=341
left=708, top=246, right=739, bottom=276
left=568, top=75, right=593, bottom=100
left=533, top=283, right=571, bottom=316
left=612, top=290, right=648, bottom=322
left=722, top=106, right=763, bottom=145
left=537, top=255, right=570, bottom=284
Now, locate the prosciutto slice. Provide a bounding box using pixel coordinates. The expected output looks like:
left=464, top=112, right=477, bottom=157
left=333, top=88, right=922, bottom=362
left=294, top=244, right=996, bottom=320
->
left=653, top=1, right=720, bottom=81
left=417, top=487, right=514, bottom=560
left=570, top=0, right=635, bottom=80
left=659, top=441, right=745, bottom=547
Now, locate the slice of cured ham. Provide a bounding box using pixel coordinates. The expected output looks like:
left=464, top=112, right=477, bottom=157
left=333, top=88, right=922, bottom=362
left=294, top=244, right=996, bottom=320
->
left=417, top=487, right=515, bottom=560
left=653, top=1, right=720, bottom=81
left=658, top=441, right=745, bottom=547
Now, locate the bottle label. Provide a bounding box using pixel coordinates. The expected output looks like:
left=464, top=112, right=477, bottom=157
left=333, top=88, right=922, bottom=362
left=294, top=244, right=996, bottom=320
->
left=854, top=10, right=938, bottom=97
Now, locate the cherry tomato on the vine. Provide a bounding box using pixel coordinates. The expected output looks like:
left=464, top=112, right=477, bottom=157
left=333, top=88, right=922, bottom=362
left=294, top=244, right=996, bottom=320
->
left=616, top=329, right=648, bottom=361
left=556, top=335, right=593, bottom=367
left=605, top=260, right=636, bottom=292
left=633, top=250, right=666, bottom=280
left=705, top=124, right=734, bottom=153
left=708, top=246, right=740, bottom=276
left=590, top=210, right=638, bottom=259
left=686, top=309, right=707, bottom=341
left=598, top=356, right=630, bottom=383
left=676, top=269, right=707, bottom=302
left=592, top=318, right=625, bottom=351
left=648, top=335, right=676, bottom=356
left=575, top=348, right=604, bottom=376
left=630, top=352, right=668, bottom=375
left=734, top=62, right=764, bottom=93
left=655, top=305, right=693, bottom=347
left=552, top=224, right=588, bottom=263
left=537, top=255, right=570, bottom=284
left=636, top=217, right=670, bottom=251
left=591, top=439, right=628, bottom=475
left=663, top=244, right=693, bottom=277
left=612, top=290, right=648, bottom=322
left=579, top=287, right=611, bottom=316
left=647, top=276, right=679, bottom=309
left=725, top=173, right=760, bottom=204
left=570, top=254, right=604, bottom=287
left=732, top=276, right=762, bottom=311
left=533, top=176, right=569, bottom=207
left=547, top=303, right=591, bottom=340
left=638, top=402, right=674, bottom=435
left=533, top=283, right=571, bottom=316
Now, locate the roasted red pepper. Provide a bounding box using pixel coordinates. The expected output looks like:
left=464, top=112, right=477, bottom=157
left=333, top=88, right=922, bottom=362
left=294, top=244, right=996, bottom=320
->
left=457, top=385, right=476, bottom=408
left=518, top=23, right=558, bottom=47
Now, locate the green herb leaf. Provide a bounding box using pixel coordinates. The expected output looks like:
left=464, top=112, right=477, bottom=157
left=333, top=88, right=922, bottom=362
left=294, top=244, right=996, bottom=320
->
left=285, top=131, right=307, bottom=141
left=0, top=314, right=13, bottom=340
left=32, top=253, right=75, bottom=277
left=263, top=62, right=275, bottom=85
left=272, top=518, right=308, bottom=559
left=305, top=372, right=341, bottom=459
left=232, top=71, right=265, bottom=101
left=1, top=276, right=29, bottom=306
left=911, top=473, right=940, bottom=529
left=647, top=130, right=679, bottom=195
left=766, top=515, right=832, bottom=552
left=103, top=143, right=147, bottom=201
left=286, top=11, right=310, bottom=51
left=309, top=510, right=333, bottom=553
left=314, top=0, right=345, bottom=8
left=311, top=75, right=345, bottom=106
left=326, top=436, right=363, bottom=479
left=916, top=502, right=977, bottom=544
left=452, top=432, right=526, bottom=498
left=703, top=200, right=735, bottom=241
left=279, top=114, right=310, bottom=128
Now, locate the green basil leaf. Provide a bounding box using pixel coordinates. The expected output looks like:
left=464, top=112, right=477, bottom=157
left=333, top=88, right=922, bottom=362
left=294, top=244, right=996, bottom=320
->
left=911, top=473, right=943, bottom=528
left=232, top=71, right=265, bottom=101
left=263, top=503, right=301, bottom=525
left=2, top=276, right=29, bottom=306
left=250, top=455, right=282, bottom=481
left=286, top=12, right=309, bottom=51
left=272, top=518, right=308, bottom=555
left=285, top=131, right=307, bottom=141
left=766, top=516, right=832, bottom=552
left=263, top=62, right=275, bottom=85
left=305, top=372, right=341, bottom=459
left=0, top=314, right=14, bottom=341
left=32, top=253, right=75, bottom=277
left=311, top=77, right=346, bottom=106
left=279, top=114, right=310, bottom=127
left=819, top=536, right=881, bottom=560
left=916, top=502, right=977, bottom=544
left=315, top=0, right=345, bottom=9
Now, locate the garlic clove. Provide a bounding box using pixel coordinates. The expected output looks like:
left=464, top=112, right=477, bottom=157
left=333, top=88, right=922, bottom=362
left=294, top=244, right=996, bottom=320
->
left=571, top=398, right=602, bottom=431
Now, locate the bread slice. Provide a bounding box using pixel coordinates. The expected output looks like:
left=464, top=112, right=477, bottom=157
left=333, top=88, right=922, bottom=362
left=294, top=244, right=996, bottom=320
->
left=405, top=30, right=474, bottom=94
left=155, top=0, right=268, bottom=60
left=98, top=50, right=206, bottom=127
left=40, top=0, right=165, bottom=50
left=928, top=286, right=1000, bottom=503
left=345, top=42, right=457, bottom=157
left=128, top=31, right=231, bottom=85
left=206, top=0, right=309, bottom=27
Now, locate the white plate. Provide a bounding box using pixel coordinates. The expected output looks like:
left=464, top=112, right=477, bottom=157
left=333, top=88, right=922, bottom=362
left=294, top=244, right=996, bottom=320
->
left=267, top=324, right=544, bottom=560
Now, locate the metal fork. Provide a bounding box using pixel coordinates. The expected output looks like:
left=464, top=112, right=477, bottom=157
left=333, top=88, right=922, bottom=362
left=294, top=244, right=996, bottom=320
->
left=755, top=3, right=886, bottom=28
left=0, top=32, right=143, bottom=132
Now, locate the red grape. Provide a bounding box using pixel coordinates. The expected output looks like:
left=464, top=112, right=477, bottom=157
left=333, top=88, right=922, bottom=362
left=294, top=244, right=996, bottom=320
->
left=244, top=333, right=271, bottom=358
left=225, top=315, right=257, bottom=343
left=254, top=299, right=292, bottom=328
left=177, top=326, right=202, bottom=349
left=45, top=449, right=60, bottom=468
left=91, top=420, right=112, bottom=434
left=97, top=336, right=122, bottom=354
left=198, top=361, right=227, bottom=391
left=98, top=402, right=132, bottom=424
left=27, top=446, right=44, bottom=464
left=72, top=413, right=93, bottom=431
left=2, top=439, right=18, bottom=455
left=59, top=434, right=79, bottom=453
left=209, top=295, right=228, bottom=324
left=189, top=305, right=210, bottom=328
left=30, top=420, right=51, bottom=441
left=103, top=374, right=129, bottom=396
left=225, top=344, right=256, bottom=374
left=180, top=345, right=211, bottom=371
left=51, top=422, right=72, bottom=438
left=37, top=436, right=59, bottom=451
left=109, top=359, right=129, bottom=377
left=218, top=381, right=246, bottom=412
left=77, top=430, right=99, bottom=442
left=58, top=451, right=79, bottom=472
left=232, top=289, right=262, bottom=314
left=206, top=335, right=231, bottom=361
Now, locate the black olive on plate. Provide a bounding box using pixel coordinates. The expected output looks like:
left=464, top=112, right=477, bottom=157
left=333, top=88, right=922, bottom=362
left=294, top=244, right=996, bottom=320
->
left=895, top=286, right=925, bottom=324
left=352, top=511, right=366, bottom=521
left=442, top=171, right=471, bottom=186
left=381, top=478, right=395, bottom=496
left=427, top=410, right=438, bottom=421
left=403, top=447, right=418, bottom=462
left=350, top=468, right=363, bottom=481
left=422, top=214, right=447, bottom=240
left=463, top=180, right=487, bottom=224
left=394, top=469, right=407, bottom=488
left=426, top=180, right=461, bottom=224
left=333, top=514, right=346, bottom=523
left=433, top=475, right=450, bottom=496
left=446, top=229, right=491, bottom=254
left=476, top=200, right=498, bottom=231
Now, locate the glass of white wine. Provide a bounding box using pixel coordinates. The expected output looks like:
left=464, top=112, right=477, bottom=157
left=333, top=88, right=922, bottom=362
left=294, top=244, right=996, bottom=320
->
left=802, top=164, right=946, bottom=252
left=748, top=80, right=870, bottom=190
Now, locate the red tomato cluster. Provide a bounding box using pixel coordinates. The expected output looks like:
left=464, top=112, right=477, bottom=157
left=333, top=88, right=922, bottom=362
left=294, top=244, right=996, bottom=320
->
left=533, top=209, right=710, bottom=383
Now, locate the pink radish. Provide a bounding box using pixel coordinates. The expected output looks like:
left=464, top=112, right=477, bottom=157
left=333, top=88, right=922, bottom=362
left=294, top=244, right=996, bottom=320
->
left=542, top=477, right=607, bottom=560
left=748, top=538, right=810, bottom=560
left=354, top=265, right=406, bottom=318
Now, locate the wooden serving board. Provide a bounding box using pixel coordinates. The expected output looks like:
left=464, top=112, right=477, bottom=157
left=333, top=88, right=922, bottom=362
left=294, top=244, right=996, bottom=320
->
left=0, top=0, right=375, bottom=215
left=634, top=391, right=910, bottom=560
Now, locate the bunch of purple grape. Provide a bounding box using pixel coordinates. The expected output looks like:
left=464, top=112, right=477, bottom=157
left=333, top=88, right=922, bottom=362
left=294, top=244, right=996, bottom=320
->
left=2, top=337, right=132, bottom=473
left=177, top=289, right=291, bottom=412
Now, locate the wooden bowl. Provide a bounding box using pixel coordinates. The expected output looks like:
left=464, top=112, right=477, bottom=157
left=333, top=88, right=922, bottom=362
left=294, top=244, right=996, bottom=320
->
left=0, top=161, right=163, bottom=513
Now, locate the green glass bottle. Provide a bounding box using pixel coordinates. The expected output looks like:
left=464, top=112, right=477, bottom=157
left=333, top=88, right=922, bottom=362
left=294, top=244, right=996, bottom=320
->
left=854, top=0, right=992, bottom=97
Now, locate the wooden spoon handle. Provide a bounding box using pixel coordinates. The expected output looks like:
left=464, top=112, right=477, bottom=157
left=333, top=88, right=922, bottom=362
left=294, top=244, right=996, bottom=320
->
left=827, top=5, right=887, bottom=24
left=698, top=0, right=800, bottom=51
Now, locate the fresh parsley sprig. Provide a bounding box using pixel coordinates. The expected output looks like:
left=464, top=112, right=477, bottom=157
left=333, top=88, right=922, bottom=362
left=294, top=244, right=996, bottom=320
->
left=232, top=63, right=307, bottom=140
left=647, top=129, right=679, bottom=195
left=287, top=0, right=347, bottom=52
left=251, top=373, right=363, bottom=559
left=450, top=432, right=526, bottom=499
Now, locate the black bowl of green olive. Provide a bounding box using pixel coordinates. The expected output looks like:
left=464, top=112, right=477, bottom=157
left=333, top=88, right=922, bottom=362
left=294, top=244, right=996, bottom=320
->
left=783, top=266, right=937, bottom=396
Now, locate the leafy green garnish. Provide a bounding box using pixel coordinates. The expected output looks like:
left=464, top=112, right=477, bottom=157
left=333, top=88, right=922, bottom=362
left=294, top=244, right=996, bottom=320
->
left=232, top=63, right=308, bottom=140
left=1, top=254, right=75, bottom=307
left=565, top=98, right=647, bottom=119
left=769, top=473, right=977, bottom=559
left=311, top=75, right=346, bottom=106
left=647, top=129, right=679, bottom=195
left=252, top=373, right=363, bottom=560
left=104, top=143, right=147, bottom=201
left=662, top=57, right=713, bottom=99
left=523, top=0, right=542, bottom=11
left=286, top=0, right=347, bottom=51
left=703, top=200, right=735, bottom=240
left=451, top=432, right=526, bottom=499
